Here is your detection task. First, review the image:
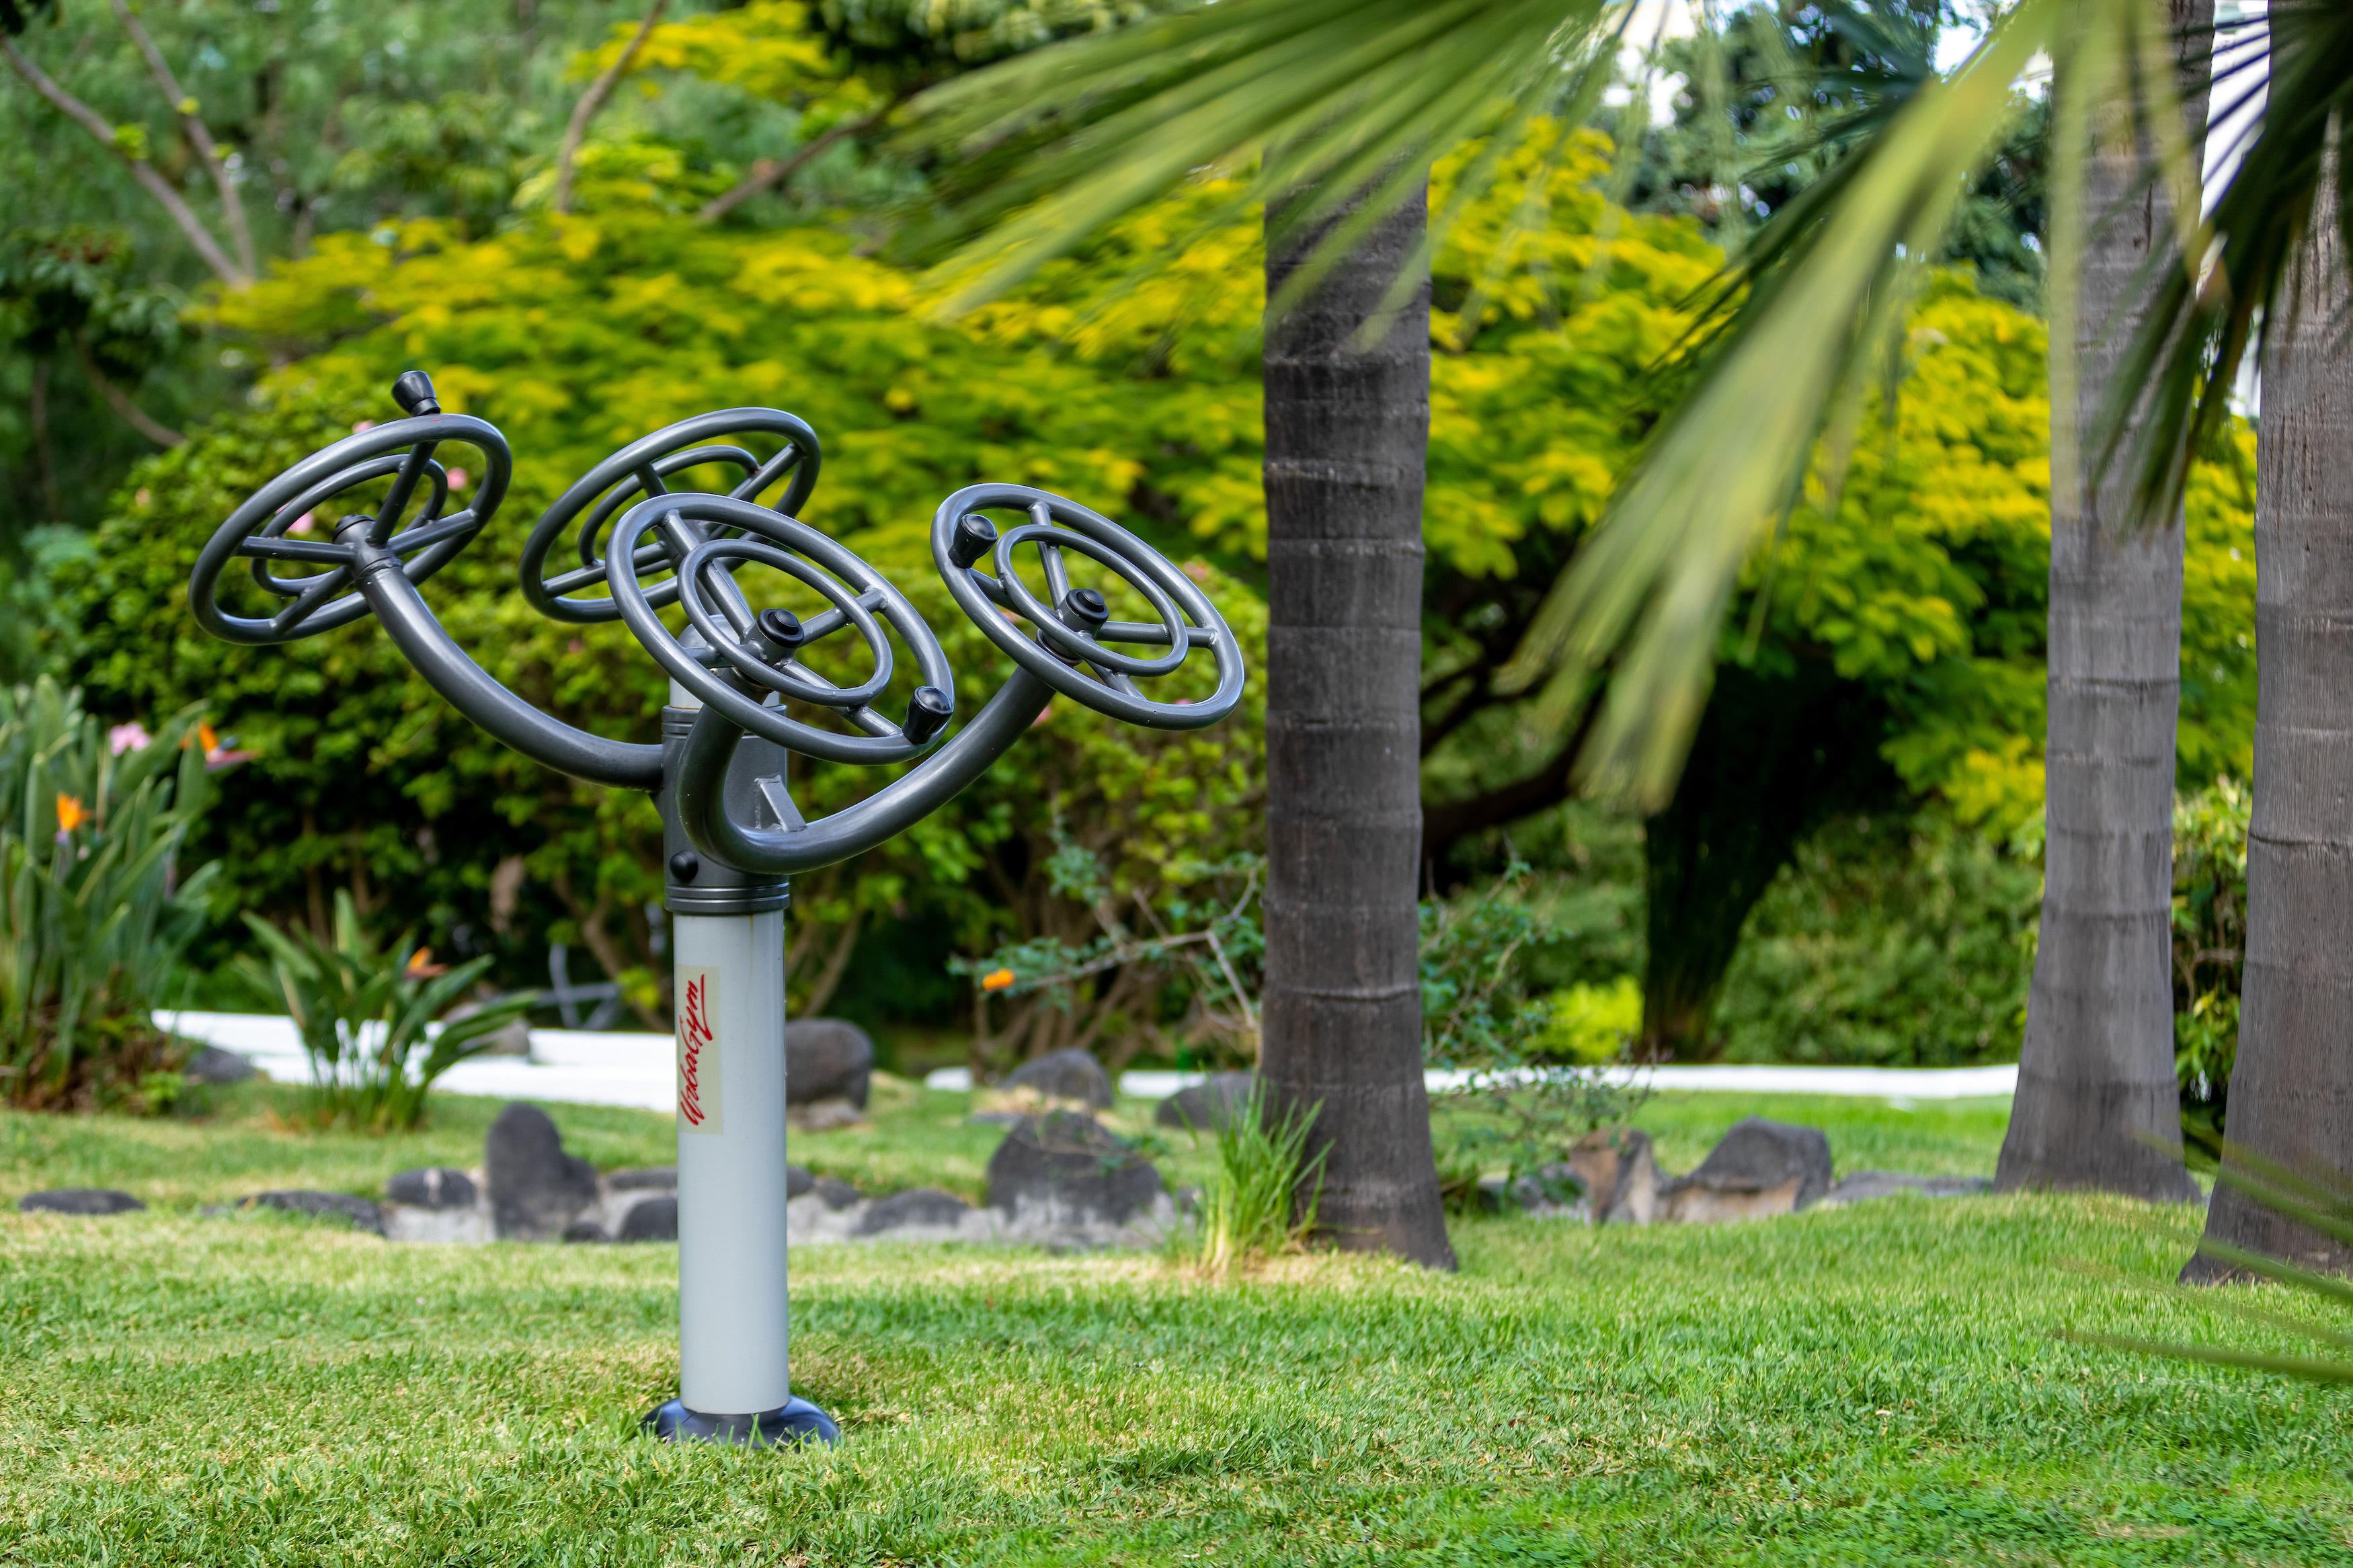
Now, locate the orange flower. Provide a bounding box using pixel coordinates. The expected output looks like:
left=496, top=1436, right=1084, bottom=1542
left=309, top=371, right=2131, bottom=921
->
left=54, top=794, right=88, bottom=835
left=404, top=948, right=448, bottom=979
left=197, top=722, right=220, bottom=755
left=979, top=967, right=1016, bottom=993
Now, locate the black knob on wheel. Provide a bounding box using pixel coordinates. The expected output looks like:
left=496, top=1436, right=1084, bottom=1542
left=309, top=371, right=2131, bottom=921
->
left=754, top=608, right=806, bottom=659
left=904, top=684, right=953, bottom=744
left=949, top=513, right=999, bottom=569
left=390, top=370, right=442, bottom=417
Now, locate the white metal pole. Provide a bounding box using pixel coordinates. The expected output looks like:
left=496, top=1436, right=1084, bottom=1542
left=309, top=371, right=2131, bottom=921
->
left=672, top=905, right=793, bottom=1414
left=646, top=676, right=836, bottom=1446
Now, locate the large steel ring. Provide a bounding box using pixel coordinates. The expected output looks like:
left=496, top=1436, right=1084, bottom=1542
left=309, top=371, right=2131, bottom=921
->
left=519, top=409, right=820, bottom=624
left=191, top=413, right=512, bottom=645
left=932, top=485, right=1244, bottom=730
left=606, top=493, right=955, bottom=766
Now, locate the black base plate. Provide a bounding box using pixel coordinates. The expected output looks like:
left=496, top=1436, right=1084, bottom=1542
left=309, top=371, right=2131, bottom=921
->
left=641, top=1397, right=839, bottom=1447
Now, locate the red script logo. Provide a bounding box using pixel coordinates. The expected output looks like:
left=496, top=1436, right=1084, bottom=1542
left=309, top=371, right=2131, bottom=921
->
left=679, top=971, right=715, bottom=1127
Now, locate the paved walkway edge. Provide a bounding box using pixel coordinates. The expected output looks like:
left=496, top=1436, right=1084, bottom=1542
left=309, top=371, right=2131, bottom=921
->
left=157, top=1012, right=2018, bottom=1112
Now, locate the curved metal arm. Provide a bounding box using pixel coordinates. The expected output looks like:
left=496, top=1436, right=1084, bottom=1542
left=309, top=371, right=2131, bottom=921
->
left=351, top=541, right=666, bottom=790
left=674, top=669, right=1056, bottom=874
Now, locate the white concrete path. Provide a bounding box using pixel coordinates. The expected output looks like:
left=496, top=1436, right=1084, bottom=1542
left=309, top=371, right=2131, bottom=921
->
left=940, top=1063, right=2018, bottom=1101
left=158, top=1011, right=680, bottom=1112
left=159, top=1011, right=2018, bottom=1113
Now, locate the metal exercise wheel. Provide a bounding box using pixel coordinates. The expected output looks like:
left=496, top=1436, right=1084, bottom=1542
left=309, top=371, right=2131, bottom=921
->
left=605, top=492, right=955, bottom=766
left=518, top=408, right=819, bottom=624
left=932, top=483, right=1245, bottom=731
left=190, top=372, right=512, bottom=645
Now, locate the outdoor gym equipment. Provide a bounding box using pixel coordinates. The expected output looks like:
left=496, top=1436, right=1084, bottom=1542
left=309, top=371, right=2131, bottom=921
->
left=189, top=370, right=1246, bottom=1446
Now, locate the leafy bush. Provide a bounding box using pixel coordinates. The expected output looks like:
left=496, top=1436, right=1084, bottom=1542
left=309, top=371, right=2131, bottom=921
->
left=1711, top=811, right=2042, bottom=1066
left=2171, top=776, right=2249, bottom=1135
left=1421, top=866, right=1644, bottom=1210
left=1539, top=977, right=1643, bottom=1065
left=237, top=890, right=533, bottom=1131
left=1185, top=1079, right=1324, bottom=1279
left=949, top=843, right=1263, bottom=1075
left=0, top=679, right=217, bottom=1110
left=78, top=119, right=1699, bottom=1027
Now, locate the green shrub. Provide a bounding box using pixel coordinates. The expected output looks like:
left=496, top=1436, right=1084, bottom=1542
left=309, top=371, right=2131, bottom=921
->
left=0, top=678, right=218, bottom=1110
left=1539, top=976, right=1642, bottom=1065
left=65, top=398, right=1266, bottom=1031
left=1421, top=866, right=1644, bottom=1210
left=236, top=889, right=534, bottom=1131
left=948, top=843, right=1265, bottom=1076
left=83, top=127, right=1698, bottom=1029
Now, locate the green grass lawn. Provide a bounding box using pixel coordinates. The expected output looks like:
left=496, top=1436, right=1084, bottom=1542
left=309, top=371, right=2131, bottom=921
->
left=3, top=1083, right=2348, bottom=1565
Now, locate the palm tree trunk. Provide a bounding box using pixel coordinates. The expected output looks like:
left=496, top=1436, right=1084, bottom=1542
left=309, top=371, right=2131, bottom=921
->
left=1260, top=187, right=1454, bottom=1269
left=2187, top=134, right=2353, bottom=1276
left=1997, top=0, right=2210, bottom=1200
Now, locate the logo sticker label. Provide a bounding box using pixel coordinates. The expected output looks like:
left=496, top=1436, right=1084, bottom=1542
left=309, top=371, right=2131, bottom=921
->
left=677, top=965, right=723, bottom=1133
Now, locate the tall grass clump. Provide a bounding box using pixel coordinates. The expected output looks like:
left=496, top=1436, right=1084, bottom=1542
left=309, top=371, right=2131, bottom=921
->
left=0, top=678, right=217, bottom=1110
left=237, top=890, right=532, bottom=1131
left=1191, top=1081, right=1326, bottom=1277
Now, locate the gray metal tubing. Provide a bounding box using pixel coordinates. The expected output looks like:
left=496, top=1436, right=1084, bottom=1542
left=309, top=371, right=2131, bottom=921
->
left=675, top=669, right=1055, bottom=875
left=351, top=542, right=664, bottom=789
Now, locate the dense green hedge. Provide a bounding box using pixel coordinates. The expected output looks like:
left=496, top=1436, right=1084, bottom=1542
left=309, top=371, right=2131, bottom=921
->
left=63, top=388, right=1266, bottom=1032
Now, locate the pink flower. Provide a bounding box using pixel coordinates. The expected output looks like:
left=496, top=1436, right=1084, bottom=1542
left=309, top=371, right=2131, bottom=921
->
left=288, top=511, right=315, bottom=535
left=108, top=723, right=153, bottom=755
left=352, top=420, right=376, bottom=434
left=444, top=467, right=470, bottom=492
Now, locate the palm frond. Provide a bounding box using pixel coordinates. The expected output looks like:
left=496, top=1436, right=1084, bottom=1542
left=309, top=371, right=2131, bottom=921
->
left=2109, top=2, right=2353, bottom=516
left=2081, top=1132, right=2353, bottom=1391
left=907, top=0, right=2353, bottom=804
left=902, top=0, right=1623, bottom=314
left=1500, top=0, right=2063, bottom=801
left=2071, top=1335, right=2353, bottom=1385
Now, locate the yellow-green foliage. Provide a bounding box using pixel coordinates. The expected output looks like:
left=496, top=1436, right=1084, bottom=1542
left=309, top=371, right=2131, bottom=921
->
left=77, top=112, right=2257, bottom=1023
left=1540, top=975, right=1644, bottom=1065
left=1755, top=280, right=2255, bottom=828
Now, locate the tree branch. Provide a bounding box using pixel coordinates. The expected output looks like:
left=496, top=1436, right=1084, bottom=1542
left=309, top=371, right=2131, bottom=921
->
left=71, top=333, right=182, bottom=446
left=799, top=905, right=863, bottom=1018
left=106, top=0, right=254, bottom=278
left=1, top=36, right=248, bottom=288
left=696, top=91, right=907, bottom=224
left=1420, top=685, right=1608, bottom=877
left=1419, top=655, right=1499, bottom=757
left=552, top=1, right=669, bottom=216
